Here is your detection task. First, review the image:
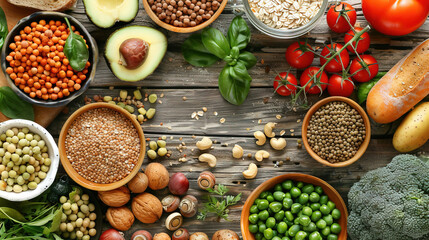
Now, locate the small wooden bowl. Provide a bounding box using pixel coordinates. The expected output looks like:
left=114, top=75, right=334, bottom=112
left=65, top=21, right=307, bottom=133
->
left=58, top=103, right=146, bottom=191
left=241, top=173, right=348, bottom=240
left=302, top=96, right=371, bottom=167
left=142, top=0, right=228, bottom=33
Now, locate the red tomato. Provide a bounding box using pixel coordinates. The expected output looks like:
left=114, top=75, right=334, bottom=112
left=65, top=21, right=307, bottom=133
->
left=274, top=72, right=298, bottom=96
left=326, top=2, right=357, bottom=33
left=327, top=74, right=355, bottom=97
left=362, top=0, right=429, bottom=36
left=300, top=67, right=328, bottom=95
left=344, top=27, right=371, bottom=54
left=285, top=42, right=315, bottom=69
left=320, top=43, right=350, bottom=73
left=349, top=55, right=379, bottom=83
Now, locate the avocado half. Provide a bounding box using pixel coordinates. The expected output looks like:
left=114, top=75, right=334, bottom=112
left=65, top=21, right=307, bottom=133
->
left=105, top=26, right=167, bottom=82
left=83, top=0, right=138, bottom=28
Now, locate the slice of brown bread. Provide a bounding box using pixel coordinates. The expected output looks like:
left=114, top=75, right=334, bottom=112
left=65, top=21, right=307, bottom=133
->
left=7, top=0, right=77, bottom=11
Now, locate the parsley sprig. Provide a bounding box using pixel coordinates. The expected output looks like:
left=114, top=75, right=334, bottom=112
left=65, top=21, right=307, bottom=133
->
left=197, top=184, right=242, bottom=221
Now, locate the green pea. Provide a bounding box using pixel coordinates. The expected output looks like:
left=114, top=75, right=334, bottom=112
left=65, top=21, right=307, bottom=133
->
left=303, top=222, right=317, bottom=232
left=274, top=210, right=285, bottom=222
left=258, top=210, right=269, bottom=221
left=264, top=228, right=274, bottom=239
left=302, top=184, right=314, bottom=194
left=323, top=215, right=334, bottom=225
left=327, top=201, right=336, bottom=211
left=330, top=223, right=341, bottom=234
left=327, top=234, right=338, bottom=240
left=250, top=205, right=259, bottom=214
left=302, top=206, right=313, bottom=216
left=259, top=223, right=267, bottom=233
left=296, top=182, right=304, bottom=188
left=331, top=209, right=341, bottom=220
left=249, top=213, right=259, bottom=224
left=295, top=231, right=307, bottom=240
left=267, top=195, right=275, bottom=203
left=272, top=229, right=277, bottom=236
left=294, top=217, right=300, bottom=225
left=284, top=219, right=294, bottom=227
left=282, top=198, right=293, bottom=209
left=268, top=208, right=274, bottom=215
left=310, top=203, right=321, bottom=211
left=281, top=237, right=291, bottom=240
left=249, top=224, right=259, bottom=233
left=320, top=205, right=331, bottom=215
left=315, top=186, right=323, bottom=195
left=287, top=225, right=300, bottom=237
left=320, top=195, right=329, bottom=205
left=284, top=193, right=292, bottom=199
left=260, top=192, right=269, bottom=199
left=309, top=231, right=323, bottom=240
left=273, top=191, right=285, bottom=201
left=285, top=211, right=294, bottom=222
left=277, top=222, right=288, bottom=234
left=274, top=184, right=283, bottom=192
left=291, top=203, right=302, bottom=214
left=321, top=226, right=331, bottom=236
left=281, top=180, right=293, bottom=190
left=269, top=202, right=282, bottom=213
left=298, top=215, right=311, bottom=227
left=290, top=187, right=301, bottom=198
left=258, top=200, right=269, bottom=210
left=272, top=237, right=281, bottom=240
left=298, top=193, right=309, bottom=204
left=266, top=217, right=276, bottom=228
left=255, top=233, right=263, bottom=240
left=309, top=192, right=320, bottom=203
left=316, top=219, right=327, bottom=229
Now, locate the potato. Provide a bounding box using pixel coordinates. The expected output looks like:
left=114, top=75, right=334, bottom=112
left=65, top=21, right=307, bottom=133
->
left=393, top=102, right=429, bottom=152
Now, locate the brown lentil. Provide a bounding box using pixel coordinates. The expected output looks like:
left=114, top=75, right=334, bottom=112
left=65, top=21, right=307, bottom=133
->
left=307, top=101, right=366, bottom=163
left=65, top=108, right=140, bottom=184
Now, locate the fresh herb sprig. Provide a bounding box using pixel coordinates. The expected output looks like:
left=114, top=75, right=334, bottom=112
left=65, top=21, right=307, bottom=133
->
left=197, top=184, right=242, bottom=221
left=63, top=17, right=89, bottom=72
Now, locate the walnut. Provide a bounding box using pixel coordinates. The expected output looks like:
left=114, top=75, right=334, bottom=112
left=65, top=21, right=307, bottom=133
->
left=132, top=192, right=163, bottom=223
left=154, top=233, right=171, bottom=240
left=145, top=163, right=169, bottom=190
left=98, top=186, right=130, bottom=207
left=128, top=172, right=149, bottom=193
left=106, top=206, right=135, bottom=231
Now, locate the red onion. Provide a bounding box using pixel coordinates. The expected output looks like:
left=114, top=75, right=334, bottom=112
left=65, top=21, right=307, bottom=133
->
left=100, top=229, right=125, bottom=240
left=169, top=172, right=189, bottom=195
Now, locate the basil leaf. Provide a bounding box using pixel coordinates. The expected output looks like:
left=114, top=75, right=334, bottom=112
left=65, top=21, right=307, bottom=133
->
left=202, top=27, right=230, bottom=59
left=227, top=16, right=251, bottom=50
left=0, top=7, right=8, bottom=50
left=218, top=65, right=251, bottom=105
left=357, top=72, right=386, bottom=104
left=0, top=87, right=34, bottom=120
left=229, top=62, right=252, bottom=83
left=64, top=18, right=89, bottom=71
left=182, top=33, right=220, bottom=67
left=238, top=51, right=257, bottom=69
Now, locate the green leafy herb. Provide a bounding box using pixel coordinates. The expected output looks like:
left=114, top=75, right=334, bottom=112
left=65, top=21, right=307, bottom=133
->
left=357, top=72, right=386, bottom=104
left=0, top=7, right=8, bottom=50
left=197, top=184, right=242, bottom=221
left=0, top=86, right=34, bottom=120
left=64, top=17, right=89, bottom=71
left=182, top=16, right=256, bottom=105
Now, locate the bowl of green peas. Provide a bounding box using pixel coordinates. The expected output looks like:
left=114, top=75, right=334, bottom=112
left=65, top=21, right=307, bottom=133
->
left=241, top=174, right=348, bottom=240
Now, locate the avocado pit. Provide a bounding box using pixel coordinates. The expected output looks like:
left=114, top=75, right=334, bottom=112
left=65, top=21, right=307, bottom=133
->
left=119, top=38, right=149, bottom=70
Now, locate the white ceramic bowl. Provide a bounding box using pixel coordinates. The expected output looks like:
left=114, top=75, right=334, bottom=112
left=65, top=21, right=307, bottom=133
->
left=0, top=120, right=59, bottom=201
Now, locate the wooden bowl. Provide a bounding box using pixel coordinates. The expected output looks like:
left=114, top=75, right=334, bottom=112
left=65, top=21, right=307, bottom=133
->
left=142, top=0, right=228, bottom=33
left=241, top=173, right=348, bottom=240
left=302, top=96, right=371, bottom=167
left=58, top=103, right=146, bottom=191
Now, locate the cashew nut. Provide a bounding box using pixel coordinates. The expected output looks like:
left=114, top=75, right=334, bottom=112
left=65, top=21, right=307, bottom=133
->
left=270, top=138, right=287, bottom=150
left=198, top=153, right=217, bottom=167
left=255, top=150, right=270, bottom=161
left=264, top=122, right=277, bottom=138
left=196, top=137, right=212, bottom=150
left=232, top=144, right=244, bottom=158
left=243, top=163, right=258, bottom=179
left=254, top=131, right=266, bottom=146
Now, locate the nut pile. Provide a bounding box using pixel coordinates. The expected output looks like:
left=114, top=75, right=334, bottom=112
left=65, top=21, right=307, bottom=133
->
left=65, top=108, right=141, bottom=183
left=148, top=0, right=223, bottom=27
left=307, top=101, right=366, bottom=163
left=0, top=127, right=51, bottom=192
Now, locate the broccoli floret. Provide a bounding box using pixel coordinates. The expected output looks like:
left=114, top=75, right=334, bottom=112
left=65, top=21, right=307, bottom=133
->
left=348, top=154, right=429, bottom=240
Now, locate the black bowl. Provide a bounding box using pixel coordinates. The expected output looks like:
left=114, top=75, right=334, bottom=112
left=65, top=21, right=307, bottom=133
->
left=1, top=11, right=98, bottom=107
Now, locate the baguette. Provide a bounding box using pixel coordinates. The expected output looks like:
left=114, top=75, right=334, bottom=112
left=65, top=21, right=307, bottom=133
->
left=7, top=0, right=77, bottom=11
left=366, top=39, right=429, bottom=124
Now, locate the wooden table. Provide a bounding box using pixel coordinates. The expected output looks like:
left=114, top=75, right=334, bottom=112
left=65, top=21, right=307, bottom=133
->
left=44, top=0, right=429, bottom=238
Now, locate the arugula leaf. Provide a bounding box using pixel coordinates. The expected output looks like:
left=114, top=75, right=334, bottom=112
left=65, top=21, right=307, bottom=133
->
left=0, top=87, right=34, bottom=120
left=0, top=207, right=27, bottom=223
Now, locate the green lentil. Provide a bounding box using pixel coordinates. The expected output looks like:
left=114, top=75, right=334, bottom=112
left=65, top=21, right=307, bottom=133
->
left=133, top=89, right=143, bottom=100
left=149, top=94, right=157, bottom=103
left=146, top=108, right=156, bottom=119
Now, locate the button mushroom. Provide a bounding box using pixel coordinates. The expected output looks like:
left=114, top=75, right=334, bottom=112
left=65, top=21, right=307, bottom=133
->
left=189, top=232, right=209, bottom=240
left=165, top=212, right=183, bottom=231
left=211, top=230, right=239, bottom=240
left=172, top=228, right=190, bottom=240
left=179, top=195, right=198, bottom=218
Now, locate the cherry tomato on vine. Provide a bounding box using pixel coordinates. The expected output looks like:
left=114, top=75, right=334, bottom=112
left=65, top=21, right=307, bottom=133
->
left=320, top=43, right=350, bottom=73
left=300, top=67, right=328, bottom=95
left=327, top=74, right=355, bottom=97
left=285, top=42, right=315, bottom=69
left=344, top=27, right=371, bottom=54
left=349, top=55, right=379, bottom=83
left=327, top=2, right=357, bottom=33
left=274, top=72, right=298, bottom=96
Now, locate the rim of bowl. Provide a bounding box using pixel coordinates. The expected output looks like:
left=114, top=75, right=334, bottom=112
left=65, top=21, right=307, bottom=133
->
left=302, top=96, right=371, bottom=167
left=0, top=11, right=98, bottom=108
left=142, top=0, right=228, bottom=33
left=0, top=119, right=59, bottom=201
left=58, top=103, right=146, bottom=191
left=240, top=173, right=348, bottom=240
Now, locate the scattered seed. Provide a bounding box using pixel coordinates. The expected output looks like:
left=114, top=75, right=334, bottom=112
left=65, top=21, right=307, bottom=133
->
left=276, top=115, right=282, bottom=120
left=182, top=96, right=187, bottom=101
left=109, top=86, right=114, bottom=90
left=220, top=118, right=225, bottom=124
left=191, top=112, right=197, bottom=119
left=160, top=93, right=165, bottom=98
left=285, top=157, right=291, bottom=161
left=261, top=59, right=265, bottom=64
left=265, top=65, right=271, bottom=74
left=214, top=111, right=218, bottom=116
left=280, top=130, right=286, bottom=136
left=290, top=129, right=295, bottom=133
left=167, top=126, right=172, bottom=130
left=297, top=119, right=301, bottom=123
left=258, top=119, right=262, bottom=124
left=247, top=153, right=252, bottom=158
left=202, top=107, right=207, bottom=112
left=197, top=111, right=204, bottom=117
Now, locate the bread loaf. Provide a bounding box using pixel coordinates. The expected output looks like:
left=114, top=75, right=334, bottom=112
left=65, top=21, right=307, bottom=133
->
left=6, top=0, right=77, bottom=11
left=366, top=39, right=429, bottom=124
